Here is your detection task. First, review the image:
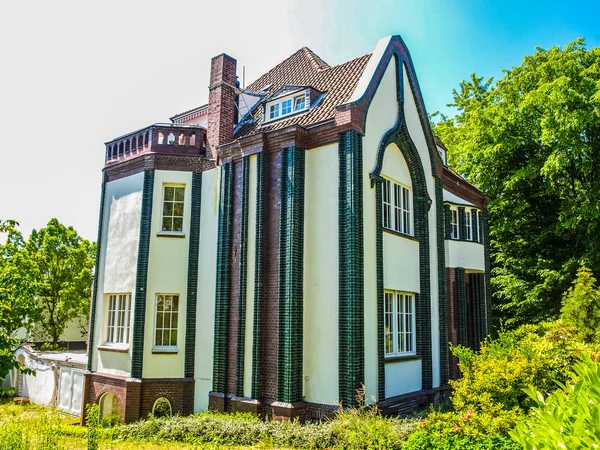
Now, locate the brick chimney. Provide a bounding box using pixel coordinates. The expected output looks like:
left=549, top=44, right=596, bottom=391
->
left=207, top=53, right=237, bottom=161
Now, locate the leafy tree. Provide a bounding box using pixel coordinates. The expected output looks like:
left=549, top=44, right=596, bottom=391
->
left=561, top=262, right=600, bottom=343
left=433, top=39, right=600, bottom=327
left=0, top=220, right=37, bottom=381
left=25, top=219, right=95, bottom=347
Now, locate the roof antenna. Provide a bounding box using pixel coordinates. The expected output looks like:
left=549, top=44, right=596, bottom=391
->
left=242, top=66, right=246, bottom=90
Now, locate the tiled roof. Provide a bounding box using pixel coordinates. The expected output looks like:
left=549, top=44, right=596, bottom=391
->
left=235, top=48, right=371, bottom=138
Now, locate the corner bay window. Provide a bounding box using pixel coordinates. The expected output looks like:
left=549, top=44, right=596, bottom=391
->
left=105, top=294, right=131, bottom=345
left=383, top=178, right=411, bottom=235
left=384, top=291, right=416, bottom=357
left=162, top=186, right=185, bottom=232
left=155, top=294, right=179, bottom=348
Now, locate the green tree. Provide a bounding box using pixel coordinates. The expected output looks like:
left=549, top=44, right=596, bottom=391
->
left=0, top=220, right=37, bottom=381
left=25, top=219, right=95, bottom=347
left=561, top=262, right=600, bottom=343
left=433, top=39, right=600, bottom=327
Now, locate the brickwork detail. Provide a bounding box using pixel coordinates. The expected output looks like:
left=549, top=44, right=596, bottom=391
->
left=87, top=181, right=106, bottom=371
left=338, top=130, right=364, bottom=407
left=458, top=207, right=466, bottom=242
left=208, top=54, right=237, bottom=159
left=131, top=169, right=155, bottom=379
left=375, top=181, right=385, bottom=401
left=471, top=208, right=479, bottom=243
left=185, top=173, right=202, bottom=378
left=213, top=162, right=233, bottom=396
left=277, top=146, right=305, bottom=404
left=435, top=178, right=449, bottom=386
left=443, top=204, right=451, bottom=240
left=251, top=152, right=264, bottom=399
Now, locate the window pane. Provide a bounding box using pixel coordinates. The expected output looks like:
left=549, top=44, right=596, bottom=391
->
left=173, top=202, right=184, bottom=217
left=282, top=99, right=292, bottom=115
left=171, top=312, right=178, bottom=328
left=156, top=312, right=164, bottom=330
left=162, top=217, right=172, bottom=232
left=173, top=218, right=183, bottom=232
left=163, top=202, right=173, bottom=216
left=155, top=331, right=161, bottom=347
left=170, top=330, right=178, bottom=346
left=294, top=96, right=305, bottom=111
left=164, top=187, right=174, bottom=201
left=174, top=188, right=185, bottom=202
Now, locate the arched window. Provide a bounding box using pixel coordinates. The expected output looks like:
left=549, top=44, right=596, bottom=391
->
left=178, top=133, right=185, bottom=146
left=99, top=392, right=122, bottom=427
left=158, top=132, right=164, bottom=145
left=152, top=397, right=172, bottom=418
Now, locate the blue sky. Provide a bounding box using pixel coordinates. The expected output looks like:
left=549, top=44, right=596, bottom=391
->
left=0, top=0, right=598, bottom=240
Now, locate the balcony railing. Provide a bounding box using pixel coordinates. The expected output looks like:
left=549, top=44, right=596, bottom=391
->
left=105, top=124, right=207, bottom=165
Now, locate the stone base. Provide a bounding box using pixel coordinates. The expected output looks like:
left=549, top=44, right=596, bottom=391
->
left=82, top=371, right=194, bottom=424
left=378, top=386, right=451, bottom=416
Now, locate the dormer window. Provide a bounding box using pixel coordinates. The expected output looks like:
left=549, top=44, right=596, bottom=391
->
left=269, top=104, right=280, bottom=120
left=263, top=86, right=321, bottom=124
left=294, top=95, right=305, bottom=111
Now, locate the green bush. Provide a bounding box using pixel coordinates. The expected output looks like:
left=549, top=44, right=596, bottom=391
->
left=561, top=262, right=600, bottom=343
left=510, top=353, right=600, bottom=449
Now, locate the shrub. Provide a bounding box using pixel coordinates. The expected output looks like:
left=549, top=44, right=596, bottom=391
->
left=561, top=262, right=600, bottom=343
left=510, top=353, right=600, bottom=449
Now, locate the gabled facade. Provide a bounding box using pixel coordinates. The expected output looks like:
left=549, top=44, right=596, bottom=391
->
left=83, top=35, right=491, bottom=424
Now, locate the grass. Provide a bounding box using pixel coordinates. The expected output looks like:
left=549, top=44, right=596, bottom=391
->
left=0, top=397, right=418, bottom=449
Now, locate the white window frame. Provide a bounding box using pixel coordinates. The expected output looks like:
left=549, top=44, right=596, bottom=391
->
left=265, top=90, right=309, bottom=123
left=153, top=294, right=180, bottom=350
left=161, top=184, right=185, bottom=234
left=294, top=94, right=305, bottom=111
left=269, top=103, right=280, bottom=120
left=281, top=98, right=292, bottom=115
left=382, top=177, right=412, bottom=236
left=384, top=290, right=416, bottom=357
left=450, top=208, right=459, bottom=239
left=465, top=210, right=472, bottom=241
left=104, top=293, right=132, bottom=347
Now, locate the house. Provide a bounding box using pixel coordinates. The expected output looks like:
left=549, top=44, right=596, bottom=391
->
left=83, top=35, right=491, bottom=424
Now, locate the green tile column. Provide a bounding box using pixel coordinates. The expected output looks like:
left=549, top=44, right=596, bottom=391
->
left=184, top=172, right=202, bottom=378
left=236, top=157, right=250, bottom=397
left=338, top=130, right=364, bottom=407
left=482, top=211, right=492, bottom=335
left=213, top=162, right=233, bottom=394
left=455, top=268, right=468, bottom=348
left=375, top=181, right=385, bottom=401
left=277, top=146, right=305, bottom=404
left=251, top=152, right=264, bottom=400
left=444, top=204, right=452, bottom=240
left=471, top=209, right=479, bottom=243
left=87, top=180, right=106, bottom=372
left=458, top=207, right=466, bottom=241
left=436, top=179, right=449, bottom=386
left=131, top=169, right=155, bottom=379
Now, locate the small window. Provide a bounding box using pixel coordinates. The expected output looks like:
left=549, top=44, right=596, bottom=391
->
left=189, top=134, right=196, bottom=147
left=294, top=95, right=305, bottom=111
left=269, top=103, right=280, bottom=119
left=162, top=186, right=185, bottom=232
left=382, top=178, right=412, bottom=235
left=105, top=294, right=131, bottom=345
left=450, top=209, right=459, bottom=239
left=178, top=134, right=185, bottom=145
left=99, top=392, right=122, bottom=427
left=167, top=133, right=175, bottom=145
left=155, top=294, right=179, bottom=347
left=281, top=99, right=292, bottom=115
left=158, top=132, right=164, bottom=145
left=465, top=211, right=472, bottom=241
left=152, top=398, right=172, bottom=418
left=384, top=290, right=416, bottom=357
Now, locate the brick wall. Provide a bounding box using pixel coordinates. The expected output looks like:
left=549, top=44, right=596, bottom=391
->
left=208, top=54, right=237, bottom=160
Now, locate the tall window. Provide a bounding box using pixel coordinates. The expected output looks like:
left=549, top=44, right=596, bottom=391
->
left=465, top=210, right=472, bottom=241
left=382, top=178, right=412, bottom=235
left=450, top=209, right=459, bottom=239
left=106, top=294, right=131, bottom=345
left=384, top=291, right=416, bottom=357
left=155, top=294, right=179, bottom=347
left=162, top=186, right=185, bottom=232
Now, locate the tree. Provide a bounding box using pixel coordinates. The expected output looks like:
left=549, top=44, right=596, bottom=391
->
left=433, top=39, right=600, bottom=327
left=0, top=220, right=37, bottom=381
left=25, top=219, right=95, bottom=347
left=561, top=262, right=600, bottom=343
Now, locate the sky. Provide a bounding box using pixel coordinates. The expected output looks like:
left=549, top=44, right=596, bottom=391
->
left=0, top=0, right=598, bottom=241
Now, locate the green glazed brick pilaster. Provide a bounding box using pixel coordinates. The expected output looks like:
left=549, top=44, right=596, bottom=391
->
left=131, top=169, right=155, bottom=379
left=478, top=212, right=484, bottom=245
left=338, top=130, right=365, bottom=407
left=455, top=268, right=468, bottom=347
left=458, top=207, right=466, bottom=242
left=236, top=157, right=250, bottom=397
left=436, top=179, right=449, bottom=386
left=87, top=180, right=106, bottom=372
left=482, top=211, right=492, bottom=335
left=277, top=146, right=305, bottom=404
left=375, top=181, right=385, bottom=401
left=443, top=204, right=451, bottom=240
left=184, top=172, right=202, bottom=378
left=251, top=152, right=264, bottom=400
left=471, top=209, right=479, bottom=243
left=213, top=162, right=233, bottom=394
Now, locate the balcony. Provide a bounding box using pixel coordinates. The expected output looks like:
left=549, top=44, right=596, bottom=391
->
left=105, top=124, right=207, bottom=166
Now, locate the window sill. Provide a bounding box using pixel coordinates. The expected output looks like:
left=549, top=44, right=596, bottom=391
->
left=152, top=347, right=179, bottom=355
left=157, top=231, right=185, bottom=239
left=446, top=237, right=483, bottom=245
left=261, top=108, right=310, bottom=126
left=98, top=344, right=130, bottom=354
left=384, top=354, right=421, bottom=363
left=383, top=228, right=418, bottom=242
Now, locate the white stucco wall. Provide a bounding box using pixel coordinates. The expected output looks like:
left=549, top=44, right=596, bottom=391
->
left=402, top=63, right=441, bottom=388
left=362, top=57, right=399, bottom=401
left=445, top=240, right=485, bottom=271
left=383, top=235, right=420, bottom=293
left=194, top=167, right=218, bottom=412
left=143, top=170, right=192, bottom=378
left=94, top=172, right=144, bottom=376
left=382, top=143, right=411, bottom=186
left=385, top=359, right=422, bottom=398
left=303, top=143, right=339, bottom=405
left=243, top=156, right=257, bottom=399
